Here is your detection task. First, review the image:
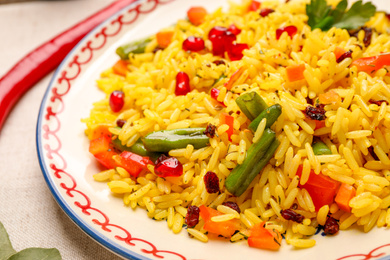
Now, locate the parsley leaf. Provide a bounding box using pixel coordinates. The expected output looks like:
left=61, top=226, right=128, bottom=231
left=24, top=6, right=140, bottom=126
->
left=332, top=1, right=376, bottom=30
left=306, top=0, right=376, bottom=31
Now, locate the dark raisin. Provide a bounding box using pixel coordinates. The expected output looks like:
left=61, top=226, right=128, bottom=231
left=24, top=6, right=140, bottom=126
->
left=336, top=50, right=353, bottom=63
left=369, top=99, right=389, bottom=106
left=280, top=209, right=304, bottom=223
left=304, top=104, right=326, bottom=121
left=323, top=216, right=339, bottom=235
left=213, top=59, right=226, bottom=66
left=185, top=205, right=200, bottom=228
left=116, top=119, right=127, bottom=128
left=204, top=124, right=216, bottom=138
left=204, top=171, right=220, bottom=193
left=153, top=46, right=164, bottom=53
left=259, top=8, right=274, bottom=17
left=362, top=27, right=373, bottom=47
left=222, top=201, right=241, bottom=213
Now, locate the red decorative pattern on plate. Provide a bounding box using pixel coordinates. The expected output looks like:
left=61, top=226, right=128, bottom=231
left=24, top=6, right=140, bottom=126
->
left=41, top=0, right=186, bottom=259
left=337, top=244, right=390, bottom=260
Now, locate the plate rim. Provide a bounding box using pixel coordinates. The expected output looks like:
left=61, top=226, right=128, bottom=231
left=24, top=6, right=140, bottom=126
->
left=35, top=0, right=161, bottom=259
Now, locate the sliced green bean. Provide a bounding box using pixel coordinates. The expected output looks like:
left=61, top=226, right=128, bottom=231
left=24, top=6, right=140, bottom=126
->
left=248, top=104, right=282, bottom=132
left=143, top=128, right=209, bottom=152
left=235, top=91, right=268, bottom=121
left=116, top=37, right=151, bottom=60
left=225, top=128, right=276, bottom=196
left=233, top=139, right=280, bottom=197
left=312, top=140, right=332, bottom=155
left=112, top=138, right=162, bottom=162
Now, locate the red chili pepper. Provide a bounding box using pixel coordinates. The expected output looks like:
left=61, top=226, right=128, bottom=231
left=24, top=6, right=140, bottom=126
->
left=0, top=0, right=136, bottom=132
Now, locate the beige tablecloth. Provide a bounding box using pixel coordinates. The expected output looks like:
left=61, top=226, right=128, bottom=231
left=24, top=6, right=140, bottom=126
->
left=0, top=1, right=125, bottom=259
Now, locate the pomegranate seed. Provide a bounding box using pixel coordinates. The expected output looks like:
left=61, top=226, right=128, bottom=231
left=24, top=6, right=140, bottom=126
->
left=175, top=72, right=191, bottom=96
left=208, top=26, right=237, bottom=56
left=260, top=8, right=274, bottom=17
left=204, top=171, right=220, bottom=193
left=185, top=206, right=200, bottom=228
left=182, top=36, right=205, bottom=52
left=228, top=24, right=241, bottom=35
left=280, top=209, right=304, bottom=223
left=227, top=43, right=249, bottom=61
left=210, top=88, right=225, bottom=106
left=109, top=90, right=125, bottom=112
left=276, top=25, right=297, bottom=40
left=154, top=156, right=183, bottom=177
left=324, top=216, right=339, bottom=235
left=222, top=201, right=241, bottom=213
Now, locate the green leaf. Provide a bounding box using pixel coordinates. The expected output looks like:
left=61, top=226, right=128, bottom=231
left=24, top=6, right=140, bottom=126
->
left=0, top=222, right=16, bottom=260
left=306, top=0, right=332, bottom=29
left=332, top=1, right=376, bottom=30
left=8, top=248, right=62, bottom=260
left=331, top=0, right=348, bottom=23
left=306, top=0, right=376, bottom=31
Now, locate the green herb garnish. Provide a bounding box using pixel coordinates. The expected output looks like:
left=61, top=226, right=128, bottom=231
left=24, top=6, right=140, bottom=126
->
left=306, top=0, right=376, bottom=31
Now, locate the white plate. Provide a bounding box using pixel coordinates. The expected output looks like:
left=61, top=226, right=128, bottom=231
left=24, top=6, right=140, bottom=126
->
left=36, top=0, right=390, bottom=259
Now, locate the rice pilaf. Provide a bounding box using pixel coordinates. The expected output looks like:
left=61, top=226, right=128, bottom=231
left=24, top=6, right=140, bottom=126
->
left=82, top=0, right=390, bottom=250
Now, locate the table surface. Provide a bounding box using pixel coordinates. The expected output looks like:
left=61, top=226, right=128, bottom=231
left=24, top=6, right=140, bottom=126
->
left=0, top=1, right=125, bottom=259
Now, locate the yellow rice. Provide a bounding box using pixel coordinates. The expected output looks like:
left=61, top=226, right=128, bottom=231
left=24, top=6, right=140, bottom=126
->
left=82, top=0, right=390, bottom=251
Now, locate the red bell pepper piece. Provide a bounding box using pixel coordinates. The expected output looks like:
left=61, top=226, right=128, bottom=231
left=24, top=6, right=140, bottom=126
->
left=199, top=205, right=241, bottom=238
left=248, top=222, right=282, bottom=250
left=113, top=151, right=153, bottom=178
left=351, top=53, right=390, bottom=73
left=296, top=165, right=340, bottom=211
left=89, top=135, right=118, bottom=169
left=210, top=88, right=226, bottom=107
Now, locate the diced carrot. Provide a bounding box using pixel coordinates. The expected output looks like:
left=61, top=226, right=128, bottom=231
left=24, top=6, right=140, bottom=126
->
left=318, top=90, right=341, bottom=104
left=334, top=47, right=346, bottom=61
left=113, top=59, right=129, bottom=77
left=187, top=6, right=208, bottom=26
left=224, top=67, right=244, bottom=90
left=248, top=0, right=261, bottom=12
left=335, top=183, right=356, bottom=213
left=248, top=222, right=282, bottom=250
left=199, top=205, right=241, bottom=238
left=219, top=112, right=234, bottom=140
left=156, top=31, right=174, bottom=48
left=113, top=151, right=153, bottom=178
left=286, top=64, right=305, bottom=82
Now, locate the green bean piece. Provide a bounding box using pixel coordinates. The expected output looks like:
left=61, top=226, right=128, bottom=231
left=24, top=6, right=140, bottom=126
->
left=312, top=140, right=332, bottom=155
left=225, top=128, right=276, bottom=196
left=233, top=139, right=280, bottom=197
left=142, top=128, right=209, bottom=152
left=112, top=138, right=162, bottom=162
left=248, top=104, right=282, bottom=132
left=235, top=91, right=268, bottom=121
left=116, top=37, right=152, bottom=60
